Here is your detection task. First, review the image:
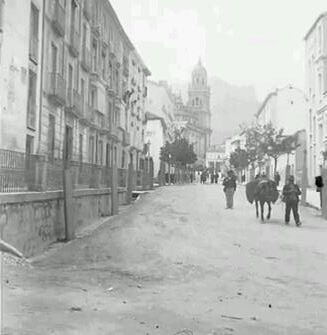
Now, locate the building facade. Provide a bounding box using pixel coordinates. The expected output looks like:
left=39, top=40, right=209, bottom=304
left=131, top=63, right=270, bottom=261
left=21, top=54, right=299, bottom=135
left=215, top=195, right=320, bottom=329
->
left=305, top=13, right=327, bottom=185
left=256, top=85, right=307, bottom=183
left=145, top=80, right=175, bottom=179
left=205, top=145, right=226, bottom=172
left=0, top=0, right=150, bottom=179
left=173, top=59, right=212, bottom=165
left=0, top=0, right=43, bottom=152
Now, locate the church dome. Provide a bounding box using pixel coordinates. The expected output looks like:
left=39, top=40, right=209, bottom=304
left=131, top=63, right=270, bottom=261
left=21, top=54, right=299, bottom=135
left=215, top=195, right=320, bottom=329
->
left=192, top=58, right=207, bottom=77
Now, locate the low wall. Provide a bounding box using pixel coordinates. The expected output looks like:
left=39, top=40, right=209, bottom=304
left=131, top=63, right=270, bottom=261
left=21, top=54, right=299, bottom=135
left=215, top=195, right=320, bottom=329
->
left=0, top=187, right=127, bottom=257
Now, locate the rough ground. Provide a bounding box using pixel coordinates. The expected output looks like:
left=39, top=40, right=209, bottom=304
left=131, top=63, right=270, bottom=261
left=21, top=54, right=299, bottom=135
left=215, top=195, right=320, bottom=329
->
left=2, top=184, right=327, bottom=335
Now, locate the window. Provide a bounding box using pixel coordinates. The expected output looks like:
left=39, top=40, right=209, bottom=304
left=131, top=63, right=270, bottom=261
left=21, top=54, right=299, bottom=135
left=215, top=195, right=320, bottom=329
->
left=89, top=135, right=94, bottom=163
left=80, top=78, right=85, bottom=107
left=51, top=43, right=58, bottom=73
left=102, top=49, right=106, bottom=79
left=29, top=3, right=39, bottom=62
left=48, top=115, right=55, bottom=161
left=108, top=61, right=113, bottom=87
left=98, top=140, right=103, bottom=165
left=92, top=39, right=98, bottom=72
left=106, top=143, right=110, bottom=167
left=27, top=70, right=37, bottom=129
left=91, top=87, right=97, bottom=108
left=115, top=69, right=119, bottom=94
left=79, top=134, right=83, bottom=162
left=114, top=146, right=117, bottom=165
left=68, top=64, right=73, bottom=103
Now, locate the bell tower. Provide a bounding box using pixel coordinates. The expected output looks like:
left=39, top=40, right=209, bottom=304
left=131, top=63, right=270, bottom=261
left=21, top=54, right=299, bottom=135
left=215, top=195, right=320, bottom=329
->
left=188, top=58, right=211, bottom=129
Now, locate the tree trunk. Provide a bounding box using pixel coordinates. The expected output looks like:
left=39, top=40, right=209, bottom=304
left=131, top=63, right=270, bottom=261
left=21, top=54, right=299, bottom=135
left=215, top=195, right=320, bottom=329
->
left=274, top=157, right=278, bottom=175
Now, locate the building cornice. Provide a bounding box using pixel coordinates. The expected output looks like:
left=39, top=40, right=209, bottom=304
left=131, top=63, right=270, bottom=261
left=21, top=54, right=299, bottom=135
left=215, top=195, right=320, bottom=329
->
left=304, top=12, right=327, bottom=41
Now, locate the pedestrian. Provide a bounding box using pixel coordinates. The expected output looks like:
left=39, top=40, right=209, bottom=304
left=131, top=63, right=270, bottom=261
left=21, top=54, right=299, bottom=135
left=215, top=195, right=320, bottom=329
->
left=201, top=170, right=207, bottom=184
left=315, top=175, right=324, bottom=208
left=214, top=171, right=219, bottom=184
left=210, top=171, right=214, bottom=184
left=223, top=170, right=237, bottom=209
left=274, top=171, right=281, bottom=187
left=282, top=175, right=302, bottom=226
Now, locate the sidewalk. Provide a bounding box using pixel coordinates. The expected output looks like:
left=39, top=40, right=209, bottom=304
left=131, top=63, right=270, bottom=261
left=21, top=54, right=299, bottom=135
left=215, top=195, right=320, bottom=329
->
left=306, top=187, right=321, bottom=210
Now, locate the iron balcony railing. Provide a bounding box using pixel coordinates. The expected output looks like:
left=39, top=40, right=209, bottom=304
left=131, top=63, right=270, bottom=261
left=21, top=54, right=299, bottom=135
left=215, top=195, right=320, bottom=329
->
left=48, top=72, right=66, bottom=105
left=52, top=0, right=65, bottom=37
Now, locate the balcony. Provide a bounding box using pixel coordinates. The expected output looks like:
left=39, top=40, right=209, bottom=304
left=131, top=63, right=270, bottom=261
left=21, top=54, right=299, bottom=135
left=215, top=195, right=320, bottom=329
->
left=110, top=127, right=120, bottom=140
left=83, top=0, right=92, bottom=21
left=47, top=73, right=66, bottom=105
left=123, top=131, right=131, bottom=147
left=69, top=29, right=80, bottom=57
left=81, top=48, right=91, bottom=72
left=29, top=36, right=39, bottom=63
left=52, top=0, right=65, bottom=37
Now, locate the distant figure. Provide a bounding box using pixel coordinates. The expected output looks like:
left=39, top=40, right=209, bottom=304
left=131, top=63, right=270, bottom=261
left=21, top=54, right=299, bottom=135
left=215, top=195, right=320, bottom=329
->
left=241, top=174, right=246, bottom=183
left=214, top=171, right=219, bottom=184
left=274, top=172, right=281, bottom=187
left=282, top=175, right=302, bottom=226
left=190, top=171, right=194, bottom=183
left=210, top=172, right=214, bottom=184
left=315, top=175, right=324, bottom=208
left=223, top=170, right=237, bottom=209
left=201, top=170, right=207, bottom=184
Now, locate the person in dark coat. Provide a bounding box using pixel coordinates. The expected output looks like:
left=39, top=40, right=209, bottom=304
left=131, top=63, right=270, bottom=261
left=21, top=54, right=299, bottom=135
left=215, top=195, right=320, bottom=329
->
left=282, top=175, right=302, bottom=226
left=274, top=172, right=281, bottom=187
left=315, top=175, right=324, bottom=208
left=223, top=170, right=237, bottom=209
left=214, top=171, right=219, bottom=184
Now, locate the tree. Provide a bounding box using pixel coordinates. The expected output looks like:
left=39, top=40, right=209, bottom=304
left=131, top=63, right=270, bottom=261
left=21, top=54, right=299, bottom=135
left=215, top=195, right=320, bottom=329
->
left=243, top=123, right=265, bottom=171
left=160, top=137, right=197, bottom=167
left=229, top=148, right=249, bottom=171
left=260, top=123, right=299, bottom=173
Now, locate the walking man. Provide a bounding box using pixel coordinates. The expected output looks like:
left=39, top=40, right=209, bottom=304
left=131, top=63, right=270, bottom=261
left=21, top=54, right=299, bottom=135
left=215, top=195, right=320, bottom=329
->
left=282, top=175, right=302, bottom=226
left=223, top=170, right=237, bottom=209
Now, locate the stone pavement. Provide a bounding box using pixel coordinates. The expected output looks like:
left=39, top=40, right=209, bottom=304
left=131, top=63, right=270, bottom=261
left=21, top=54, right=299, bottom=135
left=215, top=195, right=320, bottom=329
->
left=3, top=183, right=327, bottom=335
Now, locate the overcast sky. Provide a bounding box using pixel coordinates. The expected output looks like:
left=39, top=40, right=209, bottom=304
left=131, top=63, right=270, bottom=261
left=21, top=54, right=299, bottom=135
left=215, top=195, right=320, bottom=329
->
left=110, top=0, right=326, bottom=101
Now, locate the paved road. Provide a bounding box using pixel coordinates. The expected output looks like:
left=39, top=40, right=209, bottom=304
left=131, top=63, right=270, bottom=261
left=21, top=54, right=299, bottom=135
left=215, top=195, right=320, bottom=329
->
left=3, top=184, right=327, bottom=334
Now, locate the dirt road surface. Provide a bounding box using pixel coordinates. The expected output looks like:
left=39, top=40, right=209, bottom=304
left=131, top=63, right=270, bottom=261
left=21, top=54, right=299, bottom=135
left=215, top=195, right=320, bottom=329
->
left=2, top=184, right=327, bottom=334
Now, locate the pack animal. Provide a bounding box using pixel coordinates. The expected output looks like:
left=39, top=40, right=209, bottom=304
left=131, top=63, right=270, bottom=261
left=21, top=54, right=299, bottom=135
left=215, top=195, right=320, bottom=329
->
left=246, top=179, right=279, bottom=222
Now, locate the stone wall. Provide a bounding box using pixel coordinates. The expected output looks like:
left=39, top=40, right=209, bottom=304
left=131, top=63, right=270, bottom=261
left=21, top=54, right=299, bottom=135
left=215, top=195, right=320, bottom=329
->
left=0, top=188, right=127, bottom=257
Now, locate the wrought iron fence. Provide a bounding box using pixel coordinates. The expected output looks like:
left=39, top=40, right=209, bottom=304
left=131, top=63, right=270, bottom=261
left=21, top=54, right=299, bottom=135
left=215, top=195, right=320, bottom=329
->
left=0, top=149, right=153, bottom=193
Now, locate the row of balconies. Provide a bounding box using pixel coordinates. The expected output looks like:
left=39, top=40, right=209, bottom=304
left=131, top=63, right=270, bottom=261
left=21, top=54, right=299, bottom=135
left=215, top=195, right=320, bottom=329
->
left=47, top=72, right=131, bottom=142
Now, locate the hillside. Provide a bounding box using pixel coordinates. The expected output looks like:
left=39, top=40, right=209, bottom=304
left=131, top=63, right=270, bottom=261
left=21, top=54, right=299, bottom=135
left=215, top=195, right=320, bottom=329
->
left=209, top=77, right=260, bottom=144
left=171, top=77, right=260, bottom=145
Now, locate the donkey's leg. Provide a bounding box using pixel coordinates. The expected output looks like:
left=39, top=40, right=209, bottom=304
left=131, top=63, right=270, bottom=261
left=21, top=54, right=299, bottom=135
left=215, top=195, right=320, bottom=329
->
left=260, top=201, right=265, bottom=222
left=255, top=200, right=259, bottom=218
left=267, top=202, right=271, bottom=220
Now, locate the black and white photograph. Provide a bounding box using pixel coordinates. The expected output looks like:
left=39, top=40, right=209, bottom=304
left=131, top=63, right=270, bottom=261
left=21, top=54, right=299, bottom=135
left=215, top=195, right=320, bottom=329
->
left=1, top=0, right=327, bottom=334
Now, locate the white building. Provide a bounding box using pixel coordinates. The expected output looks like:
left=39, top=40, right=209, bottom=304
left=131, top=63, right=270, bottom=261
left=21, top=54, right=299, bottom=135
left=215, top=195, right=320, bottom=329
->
left=305, top=12, right=327, bottom=185
left=205, top=145, right=226, bottom=172
left=0, top=0, right=43, bottom=152
left=256, top=85, right=307, bottom=183
left=145, top=81, right=175, bottom=179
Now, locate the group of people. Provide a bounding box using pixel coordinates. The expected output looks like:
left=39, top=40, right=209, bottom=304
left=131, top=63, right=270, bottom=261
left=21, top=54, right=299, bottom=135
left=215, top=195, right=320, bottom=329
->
left=197, top=170, right=223, bottom=184
left=222, top=170, right=302, bottom=225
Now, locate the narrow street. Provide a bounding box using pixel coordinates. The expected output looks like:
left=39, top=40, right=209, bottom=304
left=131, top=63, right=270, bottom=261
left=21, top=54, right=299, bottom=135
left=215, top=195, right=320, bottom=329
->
left=3, top=184, right=327, bottom=335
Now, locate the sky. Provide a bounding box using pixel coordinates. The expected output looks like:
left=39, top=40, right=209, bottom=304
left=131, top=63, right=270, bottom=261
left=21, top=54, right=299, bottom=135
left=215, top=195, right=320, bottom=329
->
left=110, top=0, right=327, bottom=101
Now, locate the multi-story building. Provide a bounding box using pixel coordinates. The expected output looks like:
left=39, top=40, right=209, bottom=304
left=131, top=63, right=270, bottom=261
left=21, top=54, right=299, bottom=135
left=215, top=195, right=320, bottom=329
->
left=36, top=0, right=150, bottom=171
left=0, top=0, right=43, bottom=153
left=173, top=59, right=212, bottom=165
left=256, top=85, right=307, bottom=183
left=305, top=12, right=327, bottom=185
left=145, top=80, right=175, bottom=179
left=205, top=145, right=226, bottom=172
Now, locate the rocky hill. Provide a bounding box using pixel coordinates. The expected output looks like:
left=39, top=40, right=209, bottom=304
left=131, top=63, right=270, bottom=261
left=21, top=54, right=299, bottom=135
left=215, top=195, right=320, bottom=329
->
left=209, top=77, right=260, bottom=144
left=171, top=77, right=260, bottom=145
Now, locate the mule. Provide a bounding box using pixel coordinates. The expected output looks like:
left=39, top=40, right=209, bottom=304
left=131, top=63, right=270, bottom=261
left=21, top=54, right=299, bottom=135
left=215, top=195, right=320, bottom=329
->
left=246, top=179, right=279, bottom=222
